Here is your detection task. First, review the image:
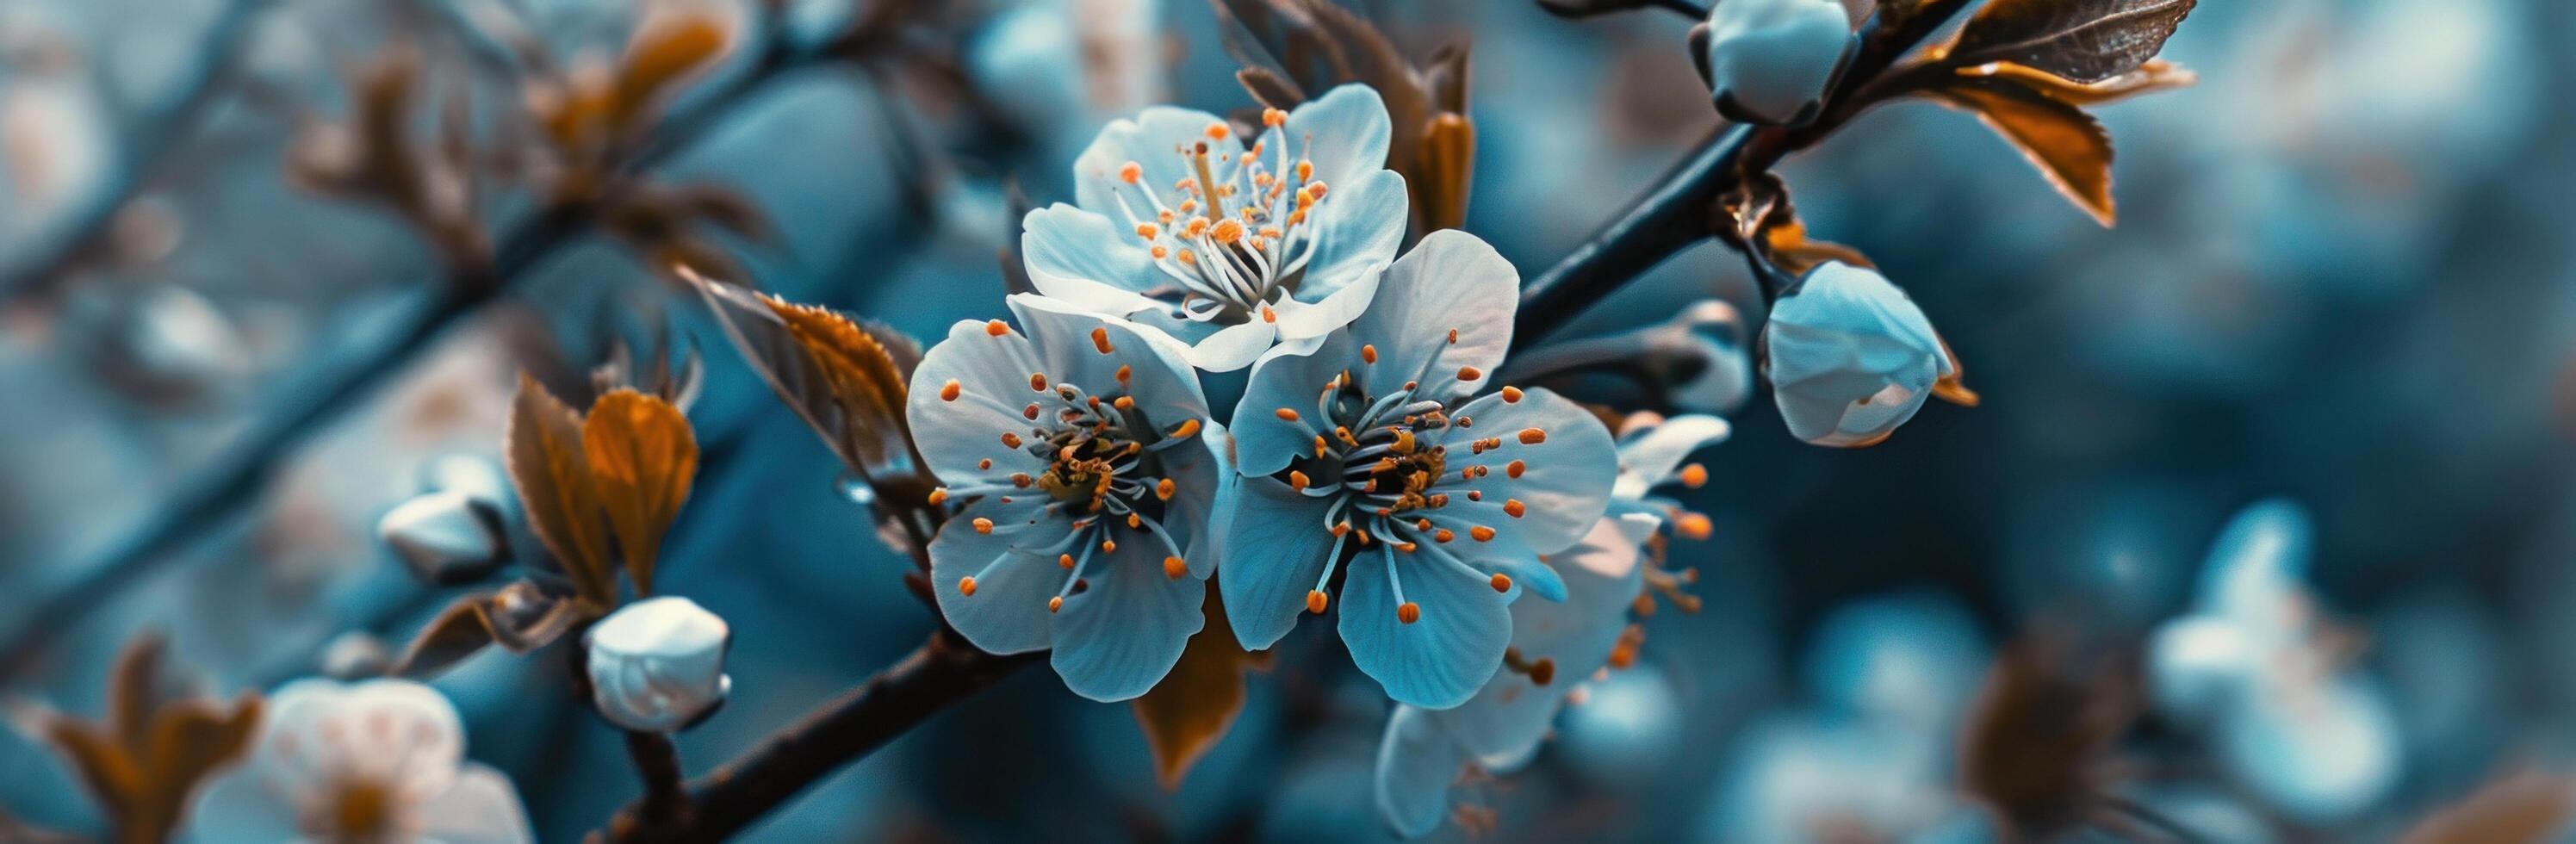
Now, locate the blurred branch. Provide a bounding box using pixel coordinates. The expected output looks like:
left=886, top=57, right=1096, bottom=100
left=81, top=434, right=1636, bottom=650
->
left=595, top=629, right=1039, bottom=843
left=1511, top=0, right=1974, bottom=351
left=0, top=0, right=276, bottom=300
left=0, top=17, right=897, bottom=686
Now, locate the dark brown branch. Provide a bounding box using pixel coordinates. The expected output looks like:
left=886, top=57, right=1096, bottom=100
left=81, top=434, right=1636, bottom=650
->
left=624, top=729, right=692, bottom=824
left=0, top=23, right=851, bottom=686
left=595, top=630, right=1039, bottom=843
left=1511, top=0, right=1976, bottom=351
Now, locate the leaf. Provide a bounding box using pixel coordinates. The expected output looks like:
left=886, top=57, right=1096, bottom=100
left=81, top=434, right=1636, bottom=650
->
left=582, top=390, right=698, bottom=595
left=1929, top=78, right=2117, bottom=227
left=506, top=374, right=615, bottom=606
left=1132, top=584, right=1271, bottom=790
left=2400, top=773, right=2576, bottom=844
left=34, top=634, right=262, bottom=844
left=390, top=582, right=582, bottom=677
left=611, top=9, right=731, bottom=128
left=1955, top=59, right=2196, bottom=107
left=682, top=266, right=923, bottom=484
left=1958, top=633, right=2140, bottom=840
left=1944, top=0, right=2195, bottom=84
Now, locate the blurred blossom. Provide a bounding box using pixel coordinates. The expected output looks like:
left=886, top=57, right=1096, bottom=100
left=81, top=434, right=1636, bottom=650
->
left=0, top=12, right=109, bottom=234
left=189, top=678, right=533, bottom=843
left=1224, top=230, right=1617, bottom=709
left=1707, top=592, right=1987, bottom=842
left=968, top=0, right=1164, bottom=165
left=1021, top=84, right=1405, bottom=372
left=2147, top=500, right=2402, bottom=823
left=1764, top=262, right=1953, bottom=447
left=585, top=596, right=732, bottom=733
left=912, top=295, right=1226, bottom=702
left=1695, top=0, right=1855, bottom=127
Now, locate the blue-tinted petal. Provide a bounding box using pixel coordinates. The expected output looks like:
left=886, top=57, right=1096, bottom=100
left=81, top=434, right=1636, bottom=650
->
left=1438, top=388, right=1618, bottom=555
left=1021, top=203, right=1164, bottom=311
left=1232, top=332, right=1361, bottom=477
left=1268, top=84, right=1393, bottom=193
left=1169, top=420, right=1234, bottom=579
left=1051, top=538, right=1207, bottom=701
left=1072, top=105, right=1241, bottom=216
left=1272, top=262, right=1383, bottom=340
left=1218, top=475, right=1338, bottom=649
left=1375, top=705, right=1468, bottom=839
left=1611, top=414, right=1731, bottom=499
left=1346, top=230, right=1518, bottom=403
left=2195, top=499, right=2312, bottom=623
left=1009, top=294, right=1207, bottom=425
left=906, top=320, right=1053, bottom=484
left=928, top=500, right=1073, bottom=655
left=1443, top=518, right=1645, bottom=766
left=1341, top=545, right=1511, bottom=709
left=1289, top=169, right=1406, bottom=304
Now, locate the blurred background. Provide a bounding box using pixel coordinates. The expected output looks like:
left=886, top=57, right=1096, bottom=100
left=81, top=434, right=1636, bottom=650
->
left=1, top=0, right=2571, bottom=840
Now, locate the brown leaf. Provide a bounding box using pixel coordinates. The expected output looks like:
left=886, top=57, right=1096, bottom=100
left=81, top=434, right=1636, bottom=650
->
left=683, top=266, right=923, bottom=484
left=1932, top=337, right=1981, bottom=407
left=390, top=582, right=582, bottom=677
left=2401, top=772, right=2576, bottom=844
left=1958, top=634, right=2140, bottom=840
left=506, top=373, right=615, bottom=606
left=1211, top=0, right=1346, bottom=102
left=37, top=635, right=261, bottom=844
left=1132, top=583, right=1269, bottom=790
left=1943, top=0, right=2195, bottom=84
left=1955, top=59, right=2197, bottom=106
left=1236, top=66, right=1307, bottom=112
left=612, top=9, right=732, bottom=129
left=582, top=390, right=698, bottom=595
left=1765, top=220, right=1875, bottom=276
left=1930, top=78, right=2116, bottom=227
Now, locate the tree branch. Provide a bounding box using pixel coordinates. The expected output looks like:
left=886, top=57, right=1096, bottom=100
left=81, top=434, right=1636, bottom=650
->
left=595, top=630, right=1039, bottom=843
left=0, top=0, right=276, bottom=301
left=0, top=25, right=850, bottom=686
left=1511, top=0, right=1975, bottom=351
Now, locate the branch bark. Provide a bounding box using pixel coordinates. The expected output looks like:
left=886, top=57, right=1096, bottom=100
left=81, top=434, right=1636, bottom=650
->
left=594, top=630, right=1039, bottom=843
left=0, top=25, right=847, bottom=686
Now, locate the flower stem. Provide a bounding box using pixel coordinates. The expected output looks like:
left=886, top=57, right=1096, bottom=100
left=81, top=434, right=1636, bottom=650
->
left=624, top=729, right=692, bottom=825
left=1511, top=0, right=1975, bottom=351
left=594, top=630, right=1039, bottom=843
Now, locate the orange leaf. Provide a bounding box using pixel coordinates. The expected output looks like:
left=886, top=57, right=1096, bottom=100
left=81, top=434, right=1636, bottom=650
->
left=762, top=296, right=916, bottom=477
left=582, top=389, right=698, bottom=596
left=506, top=374, right=615, bottom=606
left=1955, top=59, right=2197, bottom=107
left=612, top=9, right=731, bottom=127
left=1131, top=583, right=1269, bottom=790
left=1932, top=79, right=2117, bottom=227
left=1942, top=0, right=2196, bottom=84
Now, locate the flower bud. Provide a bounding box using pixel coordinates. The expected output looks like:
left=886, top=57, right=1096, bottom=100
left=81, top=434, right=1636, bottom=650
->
left=585, top=596, right=731, bottom=733
left=1695, top=0, right=1856, bottom=127
left=376, top=489, right=509, bottom=585
left=1762, top=262, right=1951, bottom=447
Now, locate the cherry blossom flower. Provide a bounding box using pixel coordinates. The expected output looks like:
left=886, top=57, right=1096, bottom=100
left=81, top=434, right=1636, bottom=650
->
left=1222, top=230, right=1619, bottom=709
left=909, top=294, right=1230, bottom=701
left=1021, top=84, right=1408, bottom=371
left=188, top=679, right=532, bottom=844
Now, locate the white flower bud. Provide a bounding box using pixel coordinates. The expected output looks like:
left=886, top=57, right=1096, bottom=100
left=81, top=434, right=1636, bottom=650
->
left=1697, top=0, right=1856, bottom=127
left=376, top=490, right=508, bottom=585
left=1762, top=262, right=1952, bottom=447
left=585, top=597, right=731, bottom=733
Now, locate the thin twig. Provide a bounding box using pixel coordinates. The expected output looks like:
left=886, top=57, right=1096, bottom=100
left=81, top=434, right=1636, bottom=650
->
left=0, top=28, right=851, bottom=686
left=595, top=629, right=1039, bottom=843
left=0, top=0, right=276, bottom=300
left=1511, top=0, right=1973, bottom=351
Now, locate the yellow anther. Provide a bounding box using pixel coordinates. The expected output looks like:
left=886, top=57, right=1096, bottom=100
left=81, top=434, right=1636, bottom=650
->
left=1518, top=428, right=1548, bottom=445
left=1090, top=327, right=1114, bottom=354
left=1205, top=121, right=1230, bottom=140
left=1276, top=408, right=1301, bottom=422
left=1002, top=432, right=1023, bottom=449
left=959, top=576, right=978, bottom=596
left=1679, top=463, right=1708, bottom=487
left=1500, top=386, right=1524, bottom=403
left=1059, top=553, right=1077, bottom=569
left=1490, top=574, right=1512, bottom=593
left=972, top=518, right=995, bottom=535
left=1457, top=366, right=1481, bottom=381
left=928, top=488, right=950, bottom=505
left=1119, top=161, right=1141, bottom=183
left=1212, top=219, right=1245, bottom=244
left=1048, top=596, right=1065, bottom=613
left=1029, top=373, right=1048, bottom=391
left=1307, top=590, right=1329, bottom=614
left=1471, top=525, right=1496, bottom=542
left=1397, top=602, right=1421, bottom=624
left=1156, top=478, right=1176, bottom=500
left=1164, top=556, right=1188, bottom=580
left=940, top=380, right=962, bottom=401
left=1504, top=500, right=1527, bottom=518
left=984, top=320, right=1009, bottom=336
left=1263, top=108, right=1287, bottom=127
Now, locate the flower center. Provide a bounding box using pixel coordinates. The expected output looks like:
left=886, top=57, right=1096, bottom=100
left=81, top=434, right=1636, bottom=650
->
left=1108, top=110, right=1331, bottom=324
left=1257, top=342, right=1546, bottom=625
left=937, top=365, right=1208, bottom=609
left=321, top=778, right=400, bottom=843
